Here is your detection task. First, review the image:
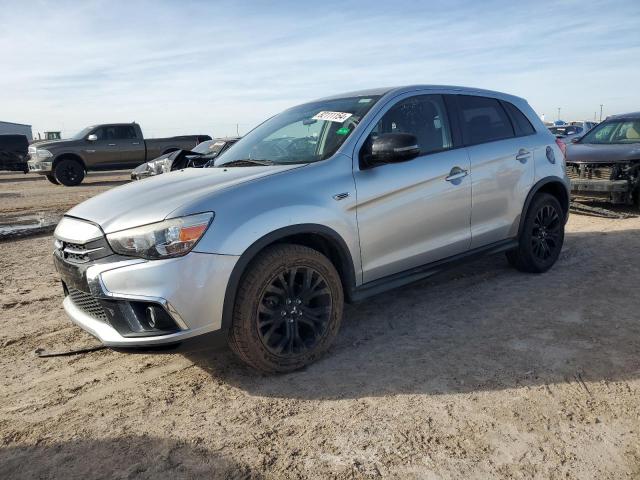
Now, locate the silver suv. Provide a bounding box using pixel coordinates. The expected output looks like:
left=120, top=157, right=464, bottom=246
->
left=53, top=85, right=570, bottom=373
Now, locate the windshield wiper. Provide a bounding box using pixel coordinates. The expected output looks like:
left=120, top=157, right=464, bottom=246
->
left=218, top=158, right=277, bottom=167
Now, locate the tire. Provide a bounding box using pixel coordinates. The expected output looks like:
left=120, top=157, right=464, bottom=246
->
left=45, top=174, right=59, bottom=185
left=54, top=159, right=85, bottom=186
left=507, top=193, right=565, bottom=273
left=228, top=244, right=344, bottom=374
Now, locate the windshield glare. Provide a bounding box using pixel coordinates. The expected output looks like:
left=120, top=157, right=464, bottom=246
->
left=580, top=119, right=640, bottom=144
left=192, top=140, right=228, bottom=156
left=215, top=96, right=381, bottom=166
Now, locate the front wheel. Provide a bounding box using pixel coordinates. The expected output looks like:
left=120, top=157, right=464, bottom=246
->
left=507, top=193, right=565, bottom=273
left=228, top=244, right=344, bottom=374
left=54, top=159, right=85, bottom=186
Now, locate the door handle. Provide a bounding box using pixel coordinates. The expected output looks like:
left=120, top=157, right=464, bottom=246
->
left=445, top=166, right=468, bottom=182
left=108, top=143, right=116, bottom=146
left=516, top=148, right=531, bottom=163
left=132, top=142, right=140, bottom=145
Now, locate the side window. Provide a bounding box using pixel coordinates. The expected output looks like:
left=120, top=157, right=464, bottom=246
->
left=92, top=127, right=110, bottom=140
left=372, top=94, right=452, bottom=155
left=502, top=101, right=536, bottom=136
left=458, top=95, right=515, bottom=145
left=113, top=126, right=137, bottom=139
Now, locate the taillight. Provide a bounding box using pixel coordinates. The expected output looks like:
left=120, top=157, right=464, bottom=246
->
left=555, top=138, right=566, bottom=159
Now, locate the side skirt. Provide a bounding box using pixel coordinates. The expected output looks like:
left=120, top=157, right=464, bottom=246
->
left=348, top=238, right=518, bottom=302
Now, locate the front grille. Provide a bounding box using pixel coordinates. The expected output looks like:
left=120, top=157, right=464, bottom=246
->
left=566, top=163, right=614, bottom=181
left=54, top=236, right=111, bottom=264
left=67, top=287, right=107, bottom=322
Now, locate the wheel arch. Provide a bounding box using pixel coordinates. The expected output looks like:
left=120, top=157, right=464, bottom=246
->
left=518, top=176, right=570, bottom=236
left=53, top=152, right=86, bottom=170
left=161, top=147, right=180, bottom=156
left=220, top=224, right=357, bottom=330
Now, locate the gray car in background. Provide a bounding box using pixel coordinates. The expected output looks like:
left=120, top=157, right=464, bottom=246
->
left=51, top=85, right=569, bottom=373
left=566, top=111, right=640, bottom=207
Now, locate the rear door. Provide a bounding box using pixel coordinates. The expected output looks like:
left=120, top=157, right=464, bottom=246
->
left=454, top=95, right=536, bottom=248
left=354, top=93, right=472, bottom=283
left=114, top=125, right=145, bottom=166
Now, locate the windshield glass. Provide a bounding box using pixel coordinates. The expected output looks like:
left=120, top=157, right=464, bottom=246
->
left=70, top=127, right=94, bottom=140
left=580, top=119, right=640, bottom=144
left=215, top=96, right=381, bottom=166
left=192, top=139, right=229, bottom=156
left=550, top=126, right=582, bottom=136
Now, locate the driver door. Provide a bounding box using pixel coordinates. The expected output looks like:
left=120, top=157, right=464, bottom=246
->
left=354, top=94, right=472, bottom=283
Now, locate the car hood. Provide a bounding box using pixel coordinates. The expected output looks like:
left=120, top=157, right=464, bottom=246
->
left=566, top=143, right=640, bottom=163
left=67, top=164, right=304, bottom=233
left=31, top=139, right=78, bottom=151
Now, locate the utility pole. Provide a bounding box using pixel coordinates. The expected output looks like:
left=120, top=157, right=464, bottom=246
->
left=557, top=107, right=561, bottom=122
left=599, top=104, right=604, bottom=122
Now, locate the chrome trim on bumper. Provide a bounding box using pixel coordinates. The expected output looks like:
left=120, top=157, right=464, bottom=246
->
left=63, top=296, right=212, bottom=346
left=61, top=252, right=239, bottom=346
left=27, top=160, right=53, bottom=172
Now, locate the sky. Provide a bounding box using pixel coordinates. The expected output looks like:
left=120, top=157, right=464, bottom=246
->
left=1, top=0, right=639, bottom=139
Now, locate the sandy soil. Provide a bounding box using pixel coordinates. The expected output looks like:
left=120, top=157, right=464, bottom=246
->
left=0, top=173, right=639, bottom=479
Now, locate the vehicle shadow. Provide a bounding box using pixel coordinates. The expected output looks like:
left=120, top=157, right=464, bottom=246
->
left=0, top=436, right=261, bottom=479
left=0, top=175, right=42, bottom=184
left=181, top=228, right=640, bottom=399
left=82, top=179, right=130, bottom=187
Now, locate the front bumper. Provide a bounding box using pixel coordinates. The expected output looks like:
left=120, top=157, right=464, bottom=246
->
left=27, top=159, right=53, bottom=173
left=570, top=178, right=629, bottom=194
left=56, top=252, right=239, bottom=346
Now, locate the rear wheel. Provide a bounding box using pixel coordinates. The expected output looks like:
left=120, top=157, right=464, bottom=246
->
left=45, top=174, right=59, bottom=185
left=507, top=193, right=565, bottom=273
left=54, top=159, right=85, bottom=186
left=228, top=244, right=343, bottom=374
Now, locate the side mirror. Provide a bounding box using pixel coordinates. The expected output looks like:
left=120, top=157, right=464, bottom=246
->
left=571, top=137, right=580, bottom=144
left=368, top=133, right=420, bottom=165
left=87, top=134, right=98, bottom=142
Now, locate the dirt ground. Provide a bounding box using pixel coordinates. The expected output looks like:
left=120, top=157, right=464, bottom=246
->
left=0, top=172, right=639, bottom=479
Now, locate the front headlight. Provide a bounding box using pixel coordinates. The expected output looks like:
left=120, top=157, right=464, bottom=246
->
left=36, top=149, right=53, bottom=159
left=106, top=212, right=213, bottom=259
left=149, top=157, right=173, bottom=175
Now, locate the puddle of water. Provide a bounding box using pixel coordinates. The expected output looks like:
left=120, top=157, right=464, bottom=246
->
left=0, top=212, right=62, bottom=240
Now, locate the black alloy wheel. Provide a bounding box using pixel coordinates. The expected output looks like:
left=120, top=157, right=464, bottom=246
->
left=530, top=204, right=562, bottom=261
left=54, top=159, right=85, bottom=186
left=257, top=266, right=332, bottom=356
left=506, top=192, right=565, bottom=273
left=228, top=243, right=344, bottom=374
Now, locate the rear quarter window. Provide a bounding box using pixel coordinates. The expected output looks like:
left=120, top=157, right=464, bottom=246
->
left=457, top=95, right=515, bottom=145
left=502, top=101, right=536, bottom=136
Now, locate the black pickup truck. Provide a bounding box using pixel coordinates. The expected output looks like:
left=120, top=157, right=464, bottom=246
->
left=27, top=122, right=210, bottom=185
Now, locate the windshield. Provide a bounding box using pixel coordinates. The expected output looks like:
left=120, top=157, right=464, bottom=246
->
left=192, top=139, right=230, bottom=156
left=215, top=96, right=381, bottom=166
left=70, top=127, right=94, bottom=140
left=580, top=119, right=640, bottom=144
left=550, top=126, right=582, bottom=136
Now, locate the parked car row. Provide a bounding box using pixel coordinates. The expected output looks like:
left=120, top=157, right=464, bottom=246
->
left=52, top=85, right=571, bottom=373
left=26, top=122, right=210, bottom=185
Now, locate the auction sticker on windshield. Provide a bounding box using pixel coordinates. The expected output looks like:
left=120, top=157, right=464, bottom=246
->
left=312, top=111, right=353, bottom=123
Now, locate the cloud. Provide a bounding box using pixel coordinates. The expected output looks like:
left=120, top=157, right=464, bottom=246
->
left=1, top=0, right=638, bottom=137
